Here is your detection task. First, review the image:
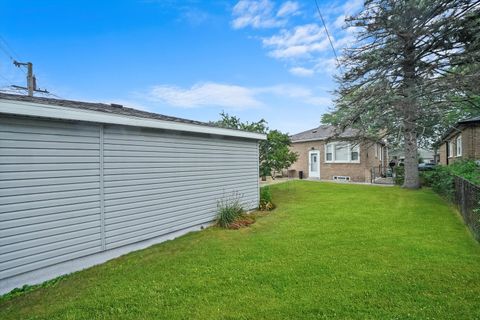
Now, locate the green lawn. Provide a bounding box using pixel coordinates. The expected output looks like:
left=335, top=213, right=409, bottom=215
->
left=2, top=181, right=480, bottom=319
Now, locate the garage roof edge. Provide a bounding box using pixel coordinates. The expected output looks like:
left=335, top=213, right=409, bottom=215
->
left=0, top=94, right=266, bottom=140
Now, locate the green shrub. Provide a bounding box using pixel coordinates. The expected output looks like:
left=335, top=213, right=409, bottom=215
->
left=422, top=160, right=480, bottom=200
left=259, top=186, right=274, bottom=211
left=394, top=166, right=404, bottom=185
left=217, top=192, right=244, bottom=228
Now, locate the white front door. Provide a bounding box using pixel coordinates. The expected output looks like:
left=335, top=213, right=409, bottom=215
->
left=308, top=150, right=320, bottom=178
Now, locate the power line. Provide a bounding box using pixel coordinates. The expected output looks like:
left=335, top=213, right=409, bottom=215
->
left=0, top=35, right=21, bottom=59
left=0, top=72, right=13, bottom=84
left=314, top=0, right=341, bottom=68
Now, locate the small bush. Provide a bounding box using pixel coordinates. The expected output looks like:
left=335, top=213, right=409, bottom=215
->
left=259, top=186, right=275, bottom=211
left=217, top=192, right=244, bottom=228
left=394, top=166, right=405, bottom=185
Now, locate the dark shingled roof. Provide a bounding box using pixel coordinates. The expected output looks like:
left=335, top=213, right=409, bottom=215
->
left=290, top=125, right=360, bottom=142
left=0, top=92, right=216, bottom=128
left=440, top=115, right=480, bottom=142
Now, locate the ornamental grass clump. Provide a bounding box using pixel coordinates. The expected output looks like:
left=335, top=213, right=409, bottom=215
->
left=217, top=192, right=244, bottom=228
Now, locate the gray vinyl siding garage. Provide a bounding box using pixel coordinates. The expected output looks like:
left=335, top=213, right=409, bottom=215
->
left=0, top=93, right=264, bottom=293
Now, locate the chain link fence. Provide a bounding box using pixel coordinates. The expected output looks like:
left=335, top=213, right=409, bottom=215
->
left=453, top=176, right=480, bottom=241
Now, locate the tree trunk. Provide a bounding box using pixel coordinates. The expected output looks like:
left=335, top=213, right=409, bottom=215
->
left=401, top=26, right=420, bottom=189
left=403, top=119, right=420, bottom=189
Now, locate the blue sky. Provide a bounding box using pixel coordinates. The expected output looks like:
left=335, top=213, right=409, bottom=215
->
left=0, top=0, right=362, bottom=134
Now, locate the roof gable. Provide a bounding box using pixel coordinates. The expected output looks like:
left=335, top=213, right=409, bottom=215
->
left=290, top=125, right=360, bottom=142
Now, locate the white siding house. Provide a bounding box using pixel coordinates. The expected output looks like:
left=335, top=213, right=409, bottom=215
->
left=0, top=93, right=265, bottom=294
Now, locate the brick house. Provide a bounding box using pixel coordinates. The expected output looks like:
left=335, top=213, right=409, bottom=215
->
left=288, top=125, right=387, bottom=183
left=438, top=116, right=480, bottom=165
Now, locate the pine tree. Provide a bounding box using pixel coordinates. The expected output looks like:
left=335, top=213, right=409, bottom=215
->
left=330, top=0, right=479, bottom=188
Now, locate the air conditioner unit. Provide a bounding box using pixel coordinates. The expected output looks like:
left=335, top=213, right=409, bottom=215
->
left=333, top=176, right=350, bottom=182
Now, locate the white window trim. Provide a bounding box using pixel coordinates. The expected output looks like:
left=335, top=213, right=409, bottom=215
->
left=324, top=142, right=360, bottom=164
left=456, top=135, right=462, bottom=157
left=448, top=140, right=454, bottom=158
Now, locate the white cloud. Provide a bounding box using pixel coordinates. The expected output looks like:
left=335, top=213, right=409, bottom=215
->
left=289, top=67, right=314, bottom=77
left=148, top=82, right=263, bottom=109
left=257, top=84, right=331, bottom=107
left=144, top=82, right=331, bottom=109
left=262, top=24, right=330, bottom=59
left=231, top=0, right=301, bottom=29
left=277, top=1, right=300, bottom=17
left=314, top=58, right=338, bottom=75
left=232, top=0, right=283, bottom=29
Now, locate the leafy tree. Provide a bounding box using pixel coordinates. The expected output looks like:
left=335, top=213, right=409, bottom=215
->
left=262, top=130, right=299, bottom=178
left=213, top=112, right=298, bottom=179
left=327, top=0, right=480, bottom=189
left=214, top=111, right=268, bottom=134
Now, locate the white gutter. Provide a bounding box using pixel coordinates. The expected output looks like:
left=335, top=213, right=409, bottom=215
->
left=0, top=99, right=266, bottom=140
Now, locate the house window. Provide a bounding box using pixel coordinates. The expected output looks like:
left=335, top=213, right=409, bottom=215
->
left=325, top=142, right=360, bottom=163
left=351, top=145, right=359, bottom=161
left=375, top=144, right=378, bottom=158
left=326, top=143, right=333, bottom=161
left=449, top=140, right=454, bottom=158
left=334, top=143, right=349, bottom=162
left=456, top=135, right=462, bottom=156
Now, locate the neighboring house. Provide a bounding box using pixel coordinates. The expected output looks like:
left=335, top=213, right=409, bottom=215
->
left=288, top=125, right=387, bottom=183
left=389, top=148, right=436, bottom=164
left=0, top=93, right=266, bottom=294
left=438, top=116, right=480, bottom=165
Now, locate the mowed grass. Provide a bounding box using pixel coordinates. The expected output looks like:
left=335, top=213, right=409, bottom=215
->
left=1, top=181, right=480, bottom=319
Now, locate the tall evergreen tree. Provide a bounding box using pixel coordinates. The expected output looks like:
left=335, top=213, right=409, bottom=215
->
left=328, top=0, right=479, bottom=188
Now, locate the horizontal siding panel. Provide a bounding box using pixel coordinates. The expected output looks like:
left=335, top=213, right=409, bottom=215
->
left=104, top=128, right=253, bottom=145
left=106, top=190, right=257, bottom=227
left=105, top=161, right=255, bottom=170
left=104, top=141, right=256, bottom=153
left=104, top=168, right=257, bottom=182
left=0, top=239, right=102, bottom=272
left=106, top=203, right=216, bottom=235
left=1, top=188, right=100, bottom=205
left=1, top=227, right=101, bottom=255
left=0, top=233, right=101, bottom=264
left=106, top=216, right=214, bottom=250
left=0, top=156, right=99, bottom=164
left=0, top=175, right=99, bottom=188
left=104, top=163, right=256, bottom=172
left=0, top=201, right=100, bottom=221
left=104, top=146, right=257, bottom=156
left=0, top=220, right=101, bottom=246
left=104, top=178, right=257, bottom=202
left=105, top=184, right=256, bottom=212
left=104, top=172, right=256, bottom=190
left=1, top=214, right=100, bottom=237
left=0, top=181, right=100, bottom=197
left=0, top=148, right=99, bottom=157
left=0, top=131, right=100, bottom=143
left=0, top=117, right=100, bottom=137
left=0, top=195, right=100, bottom=214
left=103, top=156, right=256, bottom=163
left=0, top=163, right=100, bottom=172
left=0, top=140, right=100, bottom=150
left=0, top=169, right=99, bottom=181
left=103, top=165, right=255, bottom=176
left=106, top=213, right=215, bottom=249
left=0, top=207, right=100, bottom=229
left=0, top=247, right=101, bottom=279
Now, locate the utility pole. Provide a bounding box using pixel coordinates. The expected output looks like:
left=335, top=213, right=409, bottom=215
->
left=12, top=60, right=48, bottom=96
